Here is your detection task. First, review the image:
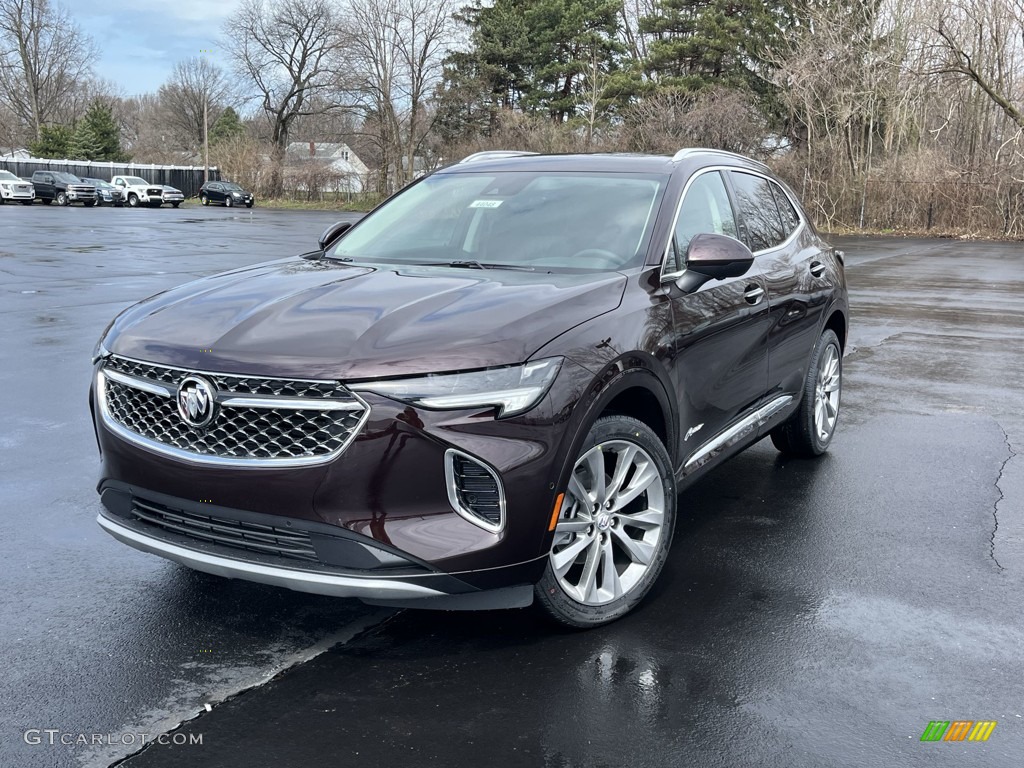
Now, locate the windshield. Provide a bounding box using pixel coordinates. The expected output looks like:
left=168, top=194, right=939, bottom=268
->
left=0, top=171, right=19, bottom=181
left=328, top=171, right=667, bottom=272
left=122, top=176, right=149, bottom=185
left=55, top=173, right=81, bottom=183
left=222, top=182, right=242, bottom=191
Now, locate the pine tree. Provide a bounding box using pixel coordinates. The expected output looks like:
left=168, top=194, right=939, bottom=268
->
left=210, top=107, right=245, bottom=145
left=29, top=124, right=74, bottom=158
left=80, top=100, right=127, bottom=161
left=640, top=0, right=792, bottom=97
left=68, top=122, right=104, bottom=161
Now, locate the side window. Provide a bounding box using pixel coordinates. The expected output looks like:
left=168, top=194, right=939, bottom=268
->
left=671, top=171, right=738, bottom=270
left=729, top=172, right=785, bottom=252
left=771, top=182, right=800, bottom=240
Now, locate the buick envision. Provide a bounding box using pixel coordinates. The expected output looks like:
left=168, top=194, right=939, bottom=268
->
left=90, top=150, right=847, bottom=627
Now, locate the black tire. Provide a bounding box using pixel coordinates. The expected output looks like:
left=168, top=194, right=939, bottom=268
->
left=245, top=202, right=253, bottom=208
left=200, top=195, right=209, bottom=206
left=771, top=329, right=842, bottom=458
left=56, top=191, right=68, bottom=206
left=41, top=198, right=51, bottom=205
left=0, top=197, right=5, bottom=204
left=21, top=200, right=32, bottom=206
left=83, top=200, right=95, bottom=207
left=127, top=194, right=139, bottom=208
left=171, top=202, right=180, bottom=208
left=535, top=414, right=676, bottom=628
left=225, top=197, right=233, bottom=208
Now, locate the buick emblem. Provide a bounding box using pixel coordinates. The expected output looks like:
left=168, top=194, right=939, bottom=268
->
left=176, top=375, right=217, bottom=428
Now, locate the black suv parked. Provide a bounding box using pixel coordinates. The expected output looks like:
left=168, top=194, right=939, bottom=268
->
left=199, top=181, right=254, bottom=207
left=31, top=171, right=97, bottom=206
left=91, top=150, right=848, bottom=627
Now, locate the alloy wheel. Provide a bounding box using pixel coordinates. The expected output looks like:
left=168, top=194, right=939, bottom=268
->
left=814, top=343, right=841, bottom=442
left=550, top=440, right=666, bottom=606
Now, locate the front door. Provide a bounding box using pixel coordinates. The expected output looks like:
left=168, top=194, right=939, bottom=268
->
left=662, top=170, right=771, bottom=471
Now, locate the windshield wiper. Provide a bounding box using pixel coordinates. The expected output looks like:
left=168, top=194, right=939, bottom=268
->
left=442, top=260, right=536, bottom=272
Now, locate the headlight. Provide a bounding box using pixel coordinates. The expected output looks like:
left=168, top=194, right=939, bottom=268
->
left=1, top=183, right=10, bottom=189
left=352, top=358, right=562, bottom=418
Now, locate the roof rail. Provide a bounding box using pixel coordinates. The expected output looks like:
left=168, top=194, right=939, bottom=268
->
left=458, top=150, right=540, bottom=164
left=671, top=147, right=768, bottom=169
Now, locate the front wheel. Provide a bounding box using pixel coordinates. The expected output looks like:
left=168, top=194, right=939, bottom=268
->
left=200, top=195, right=209, bottom=206
left=535, top=415, right=676, bottom=628
left=225, top=197, right=233, bottom=208
left=771, top=329, right=842, bottom=457
left=56, top=192, right=68, bottom=206
left=127, top=194, right=139, bottom=208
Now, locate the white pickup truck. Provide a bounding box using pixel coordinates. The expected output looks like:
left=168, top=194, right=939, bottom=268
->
left=110, top=175, right=169, bottom=208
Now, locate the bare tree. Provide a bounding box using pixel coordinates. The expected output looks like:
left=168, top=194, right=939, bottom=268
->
left=932, top=0, right=1024, bottom=131
left=343, top=0, right=455, bottom=192
left=0, top=0, right=96, bottom=138
left=224, top=0, right=345, bottom=194
left=157, top=57, right=234, bottom=153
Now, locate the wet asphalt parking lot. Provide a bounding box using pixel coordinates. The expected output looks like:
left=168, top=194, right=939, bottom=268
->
left=1, top=204, right=1022, bottom=768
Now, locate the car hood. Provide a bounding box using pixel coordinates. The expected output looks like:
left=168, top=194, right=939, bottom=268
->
left=104, top=258, right=627, bottom=379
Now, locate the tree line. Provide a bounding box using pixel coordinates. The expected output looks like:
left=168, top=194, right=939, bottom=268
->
left=1, top=0, right=1022, bottom=234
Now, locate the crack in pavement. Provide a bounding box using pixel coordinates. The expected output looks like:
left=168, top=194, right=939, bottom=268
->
left=990, top=421, right=1017, bottom=572
left=100, top=608, right=396, bottom=768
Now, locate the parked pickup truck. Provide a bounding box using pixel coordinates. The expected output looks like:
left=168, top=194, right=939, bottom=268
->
left=31, top=171, right=97, bottom=206
left=0, top=170, right=34, bottom=204
left=111, top=175, right=166, bottom=207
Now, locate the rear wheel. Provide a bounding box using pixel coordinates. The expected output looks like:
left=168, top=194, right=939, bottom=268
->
left=41, top=198, right=51, bottom=205
left=171, top=202, right=180, bottom=208
left=535, top=415, right=676, bottom=628
left=771, top=329, right=842, bottom=457
left=245, top=202, right=253, bottom=208
left=83, top=200, right=94, bottom=207
left=21, top=200, right=32, bottom=206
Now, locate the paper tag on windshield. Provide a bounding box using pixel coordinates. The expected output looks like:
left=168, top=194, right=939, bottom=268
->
left=469, top=199, right=503, bottom=209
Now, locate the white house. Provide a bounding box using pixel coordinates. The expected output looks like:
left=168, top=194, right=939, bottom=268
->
left=285, top=142, right=370, bottom=194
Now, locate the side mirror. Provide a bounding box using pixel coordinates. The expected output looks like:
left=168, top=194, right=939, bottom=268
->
left=685, top=233, right=754, bottom=280
left=318, top=221, right=353, bottom=251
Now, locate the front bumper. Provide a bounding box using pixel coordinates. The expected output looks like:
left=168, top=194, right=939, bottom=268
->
left=1, top=188, right=33, bottom=200
left=90, top=357, right=594, bottom=602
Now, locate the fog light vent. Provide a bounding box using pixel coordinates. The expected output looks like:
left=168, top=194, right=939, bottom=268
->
left=445, top=450, right=505, bottom=533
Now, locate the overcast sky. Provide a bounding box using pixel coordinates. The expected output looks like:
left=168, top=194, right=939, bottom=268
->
left=69, top=1, right=243, bottom=96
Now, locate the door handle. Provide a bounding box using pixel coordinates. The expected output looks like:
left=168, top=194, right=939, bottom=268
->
left=743, top=284, right=765, bottom=304
left=810, top=261, right=827, bottom=278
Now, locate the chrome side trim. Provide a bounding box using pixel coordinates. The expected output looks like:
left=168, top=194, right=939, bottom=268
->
left=444, top=449, right=506, bottom=534
left=97, top=514, right=446, bottom=600
left=684, top=395, right=794, bottom=469
left=96, top=370, right=371, bottom=468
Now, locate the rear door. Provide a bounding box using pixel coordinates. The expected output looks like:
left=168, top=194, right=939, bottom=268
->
left=726, top=171, right=829, bottom=399
left=662, top=169, right=771, bottom=469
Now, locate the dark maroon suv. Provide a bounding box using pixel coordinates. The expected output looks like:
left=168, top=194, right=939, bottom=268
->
left=90, top=150, right=848, bottom=627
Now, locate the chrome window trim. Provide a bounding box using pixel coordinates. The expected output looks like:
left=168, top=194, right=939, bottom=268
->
left=96, top=368, right=371, bottom=468
left=659, top=165, right=807, bottom=283
left=444, top=449, right=506, bottom=534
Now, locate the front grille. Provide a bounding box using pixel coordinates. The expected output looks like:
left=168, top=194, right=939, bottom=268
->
left=147, top=188, right=163, bottom=196
left=100, top=355, right=368, bottom=465
left=446, top=451, right=504, bottom=531
left=131, top=497, right=319, bottom=562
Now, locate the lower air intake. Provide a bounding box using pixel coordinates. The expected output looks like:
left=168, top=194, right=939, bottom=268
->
left=445, top=450, right=505, bottom=533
